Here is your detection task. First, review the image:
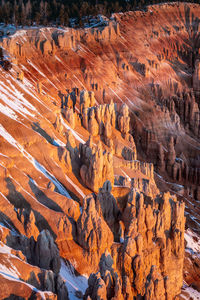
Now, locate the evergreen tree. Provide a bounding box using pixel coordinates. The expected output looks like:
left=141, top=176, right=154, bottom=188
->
left=0, top=0, right=198, bottom=27
left=25, top=0, right=32, bottom=25
left=0, top=48, right=3, bottom=61
left=59, top=4, right=65, bottom=25
left=20, top=2, right=26, bottom=26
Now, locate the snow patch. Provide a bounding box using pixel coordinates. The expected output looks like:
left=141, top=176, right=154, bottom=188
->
left=60, top=259, right=88, bottom=300
left=0, top=261, right=19, bottom=278
left=0, top=103, right=18, bottom=120
left=185, top=228, right=200, bottom=254
left=34, top=160, right=72, bottom=198
left=0, top=80, right=36, bottom=118
left=0, top=124, right=72, bottom=199
left=181, top=284, right=200, bottom=300
left=121, top=169, right=131, bottom=181
left=27, top=60, right=58, bottom=90
left=0, top=242, right=13, bottom=255
left=61, top=118, right=85, bottom=144
left=65, top=174, right=85, bottom=198
left=0, top=272, right=52, bottom=299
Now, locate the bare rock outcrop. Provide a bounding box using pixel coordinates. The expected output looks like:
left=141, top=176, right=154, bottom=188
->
left=65, top=129, right=80, bottom=171
left=65, top=108, right=76, bottom=129
left=193, top=59, right=200, bottom=93
left=0, top=4, right=197, bottom=298
left=54, top=114, right=63, bottom=134
left=34, top=229, right=61, bottom=274
left=80, top=90, right=96, bottom=112
left=3, top=228, right=68, bottom=299
left=17, top=70, right=24, bottom=82
left=77, top=195, right=114, bottom=269
left=88, top=109, right=99, bottom=136
left=84, top=189, right=185, bottom=299
left=80, top=139, right=114, bottom=192
left=21, top=209, right=40, bottom=240
left=84, top=251, right=123, bottom=300
left=166, top=136, right=176, bottom=174
left=117, top=104, right=130, bottom=136
left=96, top=181, right=121, bottom=241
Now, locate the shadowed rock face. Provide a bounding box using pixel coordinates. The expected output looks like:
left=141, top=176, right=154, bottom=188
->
left=80, top=139, right=114, bottom=193
left=84, top=189, right=185, bottom=299
left=0, top=2, right=199, bottom=299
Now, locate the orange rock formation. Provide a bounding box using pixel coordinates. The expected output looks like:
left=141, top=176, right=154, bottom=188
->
left=0, top=2, right=199, bottom=299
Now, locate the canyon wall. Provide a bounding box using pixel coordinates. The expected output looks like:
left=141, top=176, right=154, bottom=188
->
left=0, top=2, right=199, bottom=299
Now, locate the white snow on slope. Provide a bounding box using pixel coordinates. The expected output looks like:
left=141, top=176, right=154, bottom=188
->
left=0, top=272, right=53, bottom=300
left=27, top=60, right=58, bottom=90
left=27, top=60, right=47, bottom=78
left=109, top=86, right=123, bottom=102
left=6, top=79, right=37, bottom=111
left=121, top=169, right=131, bottom=181
left=0, top=24, right=16, bottom=36
left=61, top=119, right=85, bottom=144
left=60, top=259, right=88, bottom=300
left=0, top=124, right=23, bottom=152
left=65, top=174, right=85, bottom=198
left=0, top=103, right=18, bottom=120
left=185, top=228, right=200, bottom=255
left=0, top=242, right=13, bottom=255
left=11, top=29, right=27, bottom=38
left=0, top=80, right=35, bottom=118
left=0, top=124, right=72, bottom=199
left=53, top=139, right=66, bottom=147
left=34, top=160, right=71, bottom=198
left=0, top=252, right=19, bottom=279
left=0, top=264, right=19, bottom=278
left=13, top=76, right=51, bottom=110
left=181, top=284, right=200, bottom=300
left=55, top=55, right=63, bottom=63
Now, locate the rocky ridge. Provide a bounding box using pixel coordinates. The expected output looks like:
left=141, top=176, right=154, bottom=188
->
left=0, top=2, right=199, bottom=299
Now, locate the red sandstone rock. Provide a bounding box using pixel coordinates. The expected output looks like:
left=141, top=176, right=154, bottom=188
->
left=0, top=3, right=199, bottom=298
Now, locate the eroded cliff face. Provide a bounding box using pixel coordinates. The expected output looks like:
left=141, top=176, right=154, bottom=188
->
left=0, top=2, right=199, bottom=299
left=84, top=189, right=185, bottom=300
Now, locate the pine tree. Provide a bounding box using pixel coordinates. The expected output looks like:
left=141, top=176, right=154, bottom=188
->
left=20, top=2, right=26, bottom=26
left=0, top=0, right=197, bottom=27
left=35, top=11, right=41, bottom=25
left=26, top=0, right=32, bottom=25
left=0, top=48, right=3, bottom=61
left=59, top=4, right=65, bottom=25
left=64, top=10, right=69, bottom=26
left=40, top=0, right=45, bottom=24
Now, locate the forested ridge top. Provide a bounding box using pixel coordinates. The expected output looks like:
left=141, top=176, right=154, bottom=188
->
left=0, top=0, right=199, bottom=27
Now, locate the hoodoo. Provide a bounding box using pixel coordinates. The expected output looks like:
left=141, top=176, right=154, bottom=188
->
left=0, top=2, right=199, bottom=299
